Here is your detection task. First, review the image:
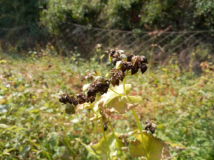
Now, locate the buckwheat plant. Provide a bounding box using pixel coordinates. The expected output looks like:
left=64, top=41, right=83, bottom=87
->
left=59, top=49, right=170, bottom=160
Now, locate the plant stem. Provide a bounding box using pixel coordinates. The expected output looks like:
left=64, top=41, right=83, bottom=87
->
left=108, top=118, right=125, bottom=159
left=108, top=118, right=115, bottom=137
left=123, top=77, right=126, bottom=95
left=100, top=118, right=111, bottom=160
left=131, top=109, right=148, bottom=159
left=91, top=108, right=98, bottom=117
left=122, top=77, right=148, bottom=158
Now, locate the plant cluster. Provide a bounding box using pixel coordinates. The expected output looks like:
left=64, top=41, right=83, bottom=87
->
left=59, top=48, right=148, bottom=113
left=1, top=52, right=213, bottom=159
left=58, top=49, right=170, bottom=159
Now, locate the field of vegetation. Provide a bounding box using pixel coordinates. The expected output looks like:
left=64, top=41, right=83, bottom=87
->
left=0, top=48, right=213, bottom=160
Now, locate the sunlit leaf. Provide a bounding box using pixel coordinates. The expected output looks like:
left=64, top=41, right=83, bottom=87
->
left=129, top=130, right=170, bottom=159
left=103, top=84, right=132, bottom=107
left=103, top=85, right=141, bottom=114
left=76, top=133, right=124, bottom=159
left=121, top=95, right=142, bottom=104
left=109, top=95, right=143, bottom=113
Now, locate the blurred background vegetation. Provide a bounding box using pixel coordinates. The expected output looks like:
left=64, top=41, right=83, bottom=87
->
left=0, top=0, right=214, bottom=70
left=1, top=0, right=214, bottom=30
left=0, top=0, right=214, bottom=159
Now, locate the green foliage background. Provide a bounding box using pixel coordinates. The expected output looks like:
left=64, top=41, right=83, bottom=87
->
left=1, top=0, right=214, bottom=31
left=0, top=50, right=214, bottom=159
left=0, top=1, right=214, bottom=159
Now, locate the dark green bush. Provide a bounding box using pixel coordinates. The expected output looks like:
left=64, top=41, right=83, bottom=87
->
left=0, top=0, right=47, bottom=28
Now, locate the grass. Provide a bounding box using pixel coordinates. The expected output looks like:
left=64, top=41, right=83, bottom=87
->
left=0, top=52, right=213, bottom=159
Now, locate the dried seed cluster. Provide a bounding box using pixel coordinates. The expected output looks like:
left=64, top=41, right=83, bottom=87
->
left=118, top=134, right=129, bottom=146
left=59, top=76, right=110, bottom=108
left=103, top=122, right=108, bottom=131
left=87, top=77, right=110, bottom=97
left=109, top=69, right=125, bottom=86
left=59, top=93, right=78, bottom=106
left=109, top=49, right=148, bottom=75
left=59, top=92, right=95, bottom=106
left=109, top=49, right=123, bottom=65
left=145, top=120, right=156, bottom=134
left=81, top=71, right=98, bottom=82
left=59, top=48, right=148, bottom=119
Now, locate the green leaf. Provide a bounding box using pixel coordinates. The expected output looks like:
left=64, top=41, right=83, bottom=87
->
left=121, top=95, right=142, bottom=104
left=129, top=130, right=170, bottom=159
left=103, top=85, right=142, bottom=114
left=65, top=105, right=75, bottom=114
left=76, top=138, right=99, bottom=158
left=20, top=145, right=31, bottom=158
left=106, top=96, right=139, bottom=114
left=0, top=104, right=9, bottom=113
left=109, top=55, right=112, bottom=62
left=103, top=84, right=132, bottom=107
left=3, top=148, right=17, bottom=155
left=92, top=133, right=124, bottom=159
left=76, top=133, right=124, bottom=159
left=0, top=124, right=9, bottom=129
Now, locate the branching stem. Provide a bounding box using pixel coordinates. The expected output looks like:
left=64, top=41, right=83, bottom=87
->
left=123, top=77, right=148, bottom=159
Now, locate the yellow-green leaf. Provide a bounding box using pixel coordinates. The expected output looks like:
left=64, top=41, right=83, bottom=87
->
left=109, top=55, right=112, bottom=62
left=129, top=130, right=170, bottom=159
left=76, top=138, right=99, bottom=158
left=77, top=133, right=124, bottom=159
left=103, top=84, right=132, bottom=107
left=121, top=95, right=142, bottom=104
